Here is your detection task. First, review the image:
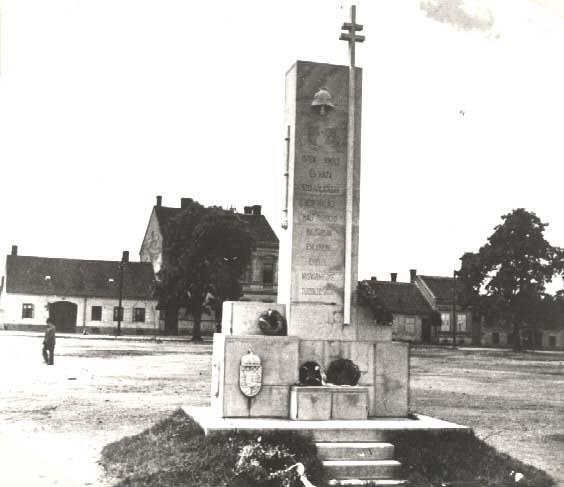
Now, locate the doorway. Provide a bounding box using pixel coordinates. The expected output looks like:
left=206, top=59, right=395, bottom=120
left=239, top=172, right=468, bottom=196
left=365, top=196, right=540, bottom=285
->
left=49, top=301, right=78, bottom=333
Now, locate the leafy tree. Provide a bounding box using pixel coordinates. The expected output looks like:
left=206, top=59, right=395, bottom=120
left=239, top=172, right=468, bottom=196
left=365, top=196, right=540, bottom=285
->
left=458, top=208, right=563, bottom=351
left=357, top=281, right=394, bottom=325
left=156, top=200, right=254, bottom=340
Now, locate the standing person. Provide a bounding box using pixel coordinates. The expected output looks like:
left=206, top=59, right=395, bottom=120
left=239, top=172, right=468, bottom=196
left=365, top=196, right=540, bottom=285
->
left=42, top=318, right=56, bottom=365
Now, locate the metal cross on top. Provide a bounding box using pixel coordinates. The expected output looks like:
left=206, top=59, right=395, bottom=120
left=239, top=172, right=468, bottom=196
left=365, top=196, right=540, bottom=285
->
left=340, top=5, right=365, bottom=327
left=339, top=5, right=365, bottom=69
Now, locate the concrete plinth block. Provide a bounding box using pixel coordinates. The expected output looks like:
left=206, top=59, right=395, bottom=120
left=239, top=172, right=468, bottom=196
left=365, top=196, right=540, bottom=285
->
left=290, top=386, right=332, bottom=420
left=219, top=334, right=300, bottom=386
left=316, top=442, right=395, bottom=461
left=323, top=460, right=401, bottom=480
left=222, top=301, right=286, bottom=335
left=222, top=384, right=290, bottom=418
left=288, top=303, right=358, bottom=341
left=290, top=386, right=369, bottom=420
left=372, top=343, right=409, bottom=417
left=331, top=387, right=369, bottom=420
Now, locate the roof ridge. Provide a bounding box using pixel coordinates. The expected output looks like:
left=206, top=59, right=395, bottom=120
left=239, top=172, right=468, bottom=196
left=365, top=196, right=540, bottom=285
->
left=7, top=255, right=149, bottom=265
left=419, top=274, right=455, bottom=280
left=363, top=280, right=415, bottom=286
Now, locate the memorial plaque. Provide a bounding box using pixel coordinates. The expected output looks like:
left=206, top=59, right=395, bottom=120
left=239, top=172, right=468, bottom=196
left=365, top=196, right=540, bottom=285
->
left=278, top=61, right=362, bottom=337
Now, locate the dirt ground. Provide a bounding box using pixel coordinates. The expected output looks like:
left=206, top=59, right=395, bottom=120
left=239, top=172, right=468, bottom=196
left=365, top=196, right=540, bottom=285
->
left=0, top=333, right=213, bottom=487
left=410, top=346, right=564, bottom=486
left=1, top=334, right=563, bottom=487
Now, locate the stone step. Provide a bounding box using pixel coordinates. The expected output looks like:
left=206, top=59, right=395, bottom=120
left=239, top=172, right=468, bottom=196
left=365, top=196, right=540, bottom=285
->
left=328, top=480, right=407, bottom=486
left=323, top=460, right=402, bottom=480
left=316, top=442, right=395, bottom=461
left=309, top=428, right=390, bottom=442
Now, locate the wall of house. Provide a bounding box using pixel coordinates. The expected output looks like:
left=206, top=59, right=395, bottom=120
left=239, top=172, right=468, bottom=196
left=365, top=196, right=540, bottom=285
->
left=392, top=314, right=423, bottom=342
left=241, top=244, right=278, bottom=302
left=541, top=329, right=564, bottom=349
left=139, top=210, right=163, bottom=274
left=482, top=327, right=564, bottom=350
left=1, top=292, right=159, bottom=335
left=435, top=307, right=473, bottom=345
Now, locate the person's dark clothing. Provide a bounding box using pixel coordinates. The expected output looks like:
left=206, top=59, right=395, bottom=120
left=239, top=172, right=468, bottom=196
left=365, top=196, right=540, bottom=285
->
left=43, top=323, right=56, bottom=365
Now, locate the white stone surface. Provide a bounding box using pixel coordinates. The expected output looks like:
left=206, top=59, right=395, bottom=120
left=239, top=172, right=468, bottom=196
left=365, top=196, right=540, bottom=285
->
left=290, top=386, right=332, bottom=420
left=278, top=61, right=363, bottom=340
left=222, top=301, right=286, bottom=335
left=185, top=406, right=472, bottom=439
left=373, top=343, right=409, bottom=417
left=290, top=386, right=369, bottom=420
left=211, top=334, right=299, bottom=418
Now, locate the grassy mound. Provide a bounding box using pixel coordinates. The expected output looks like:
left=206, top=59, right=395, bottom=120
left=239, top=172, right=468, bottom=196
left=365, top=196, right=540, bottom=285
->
left=394, top=430, right=555, bottom=487
left=100, top=409, right=324, bottom=487
left=101, top=410, right=554, bottom=487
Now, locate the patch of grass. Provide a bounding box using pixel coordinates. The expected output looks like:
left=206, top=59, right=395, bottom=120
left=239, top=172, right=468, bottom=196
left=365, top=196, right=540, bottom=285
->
left=393, top=430, right=555, bottom=487
left=100, top=409, right=325, bottom=487
left=102, top=410, right=555, bottom=487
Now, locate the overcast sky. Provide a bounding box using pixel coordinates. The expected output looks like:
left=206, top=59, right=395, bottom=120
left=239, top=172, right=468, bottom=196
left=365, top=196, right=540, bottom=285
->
left=0, top=0, right=563, bottom=290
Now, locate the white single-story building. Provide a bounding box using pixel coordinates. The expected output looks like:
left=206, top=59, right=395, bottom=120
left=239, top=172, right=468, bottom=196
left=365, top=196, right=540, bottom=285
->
left=0, top=246, right=158, bottom=335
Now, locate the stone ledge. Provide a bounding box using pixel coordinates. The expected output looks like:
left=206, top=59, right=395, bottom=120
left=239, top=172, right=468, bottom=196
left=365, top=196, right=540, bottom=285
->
left=184, top=406, right=472, bottom=442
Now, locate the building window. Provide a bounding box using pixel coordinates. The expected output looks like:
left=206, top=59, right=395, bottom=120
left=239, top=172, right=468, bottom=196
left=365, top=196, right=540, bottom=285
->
left=440, top=313, right=450, bottom=332
left=133, top=308, right=145, bottom=323
left=262, top=264, right=274, bottom=285
left=22, top=303, right=34, bottom=319
left=507, top=333, right=513, bottom=345
left=113, top=306, right=124, bottom=321
left=405, top=317, right=416, bottom=334
left=492, top=332, right=499, bottom=345
left=91, top=306, right=102, bottom=321
left=549, top=336, right=556, bottom=348
left=457, top=313, right=467, bottom=332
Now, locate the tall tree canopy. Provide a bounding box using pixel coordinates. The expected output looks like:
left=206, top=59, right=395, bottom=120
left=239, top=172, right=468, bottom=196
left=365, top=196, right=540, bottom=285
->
left=458, top=208, right=563, bottom=350
left=156, top=200, right=255, bottom=340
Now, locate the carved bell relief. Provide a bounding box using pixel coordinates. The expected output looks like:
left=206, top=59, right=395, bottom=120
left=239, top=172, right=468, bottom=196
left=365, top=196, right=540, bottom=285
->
left=311, top=87, right=335, bottom=115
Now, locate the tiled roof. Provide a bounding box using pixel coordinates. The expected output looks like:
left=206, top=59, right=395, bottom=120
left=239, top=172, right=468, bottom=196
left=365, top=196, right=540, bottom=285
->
left=155, top=206, right=279, bottom=245
left=418, top=275, right=465, bottom=305
left=361, top=280, right=433, bottom=315
left=5, top=255, right=155, bottom=300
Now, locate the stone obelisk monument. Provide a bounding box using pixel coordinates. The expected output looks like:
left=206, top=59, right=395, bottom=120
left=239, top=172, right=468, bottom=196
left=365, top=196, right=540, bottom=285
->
left=205, top=4, right=408, bottom=421
left=278, top=5, right=375, bottom=341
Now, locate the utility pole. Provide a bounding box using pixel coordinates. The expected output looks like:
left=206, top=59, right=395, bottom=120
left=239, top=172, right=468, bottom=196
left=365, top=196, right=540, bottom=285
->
left=116, top=250, right=128, bottom=336
left=452, top=270, right=457, bottom=348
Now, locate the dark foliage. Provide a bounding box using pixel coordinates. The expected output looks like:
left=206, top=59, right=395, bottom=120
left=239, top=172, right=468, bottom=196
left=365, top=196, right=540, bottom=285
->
left=326, top=358, right=361, bottom=386
left=156, top=200, right=255, bottom=338
left=357, top=281, right=394, bottom=325
left=458, top=209, right=564, bottom=351
left=394, top=430, right=554, bottom=487
left=101, top=409, right=325, bottom=487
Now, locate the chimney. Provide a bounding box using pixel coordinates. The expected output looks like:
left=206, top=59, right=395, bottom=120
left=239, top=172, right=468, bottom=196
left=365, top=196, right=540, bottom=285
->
left=180, top=197, right=193, bottom=209
left=11, top=245, right=17, bottom=256
left=122, top=251, right=129, bottom=263
left=244, top=206, right=253, bottom=215
left=156, top=195, right=162, bottom=207
left=252, top=205, right=262, bottom=216
left=410, top=269, right=417, bottom=282
left=371, top=276, right=377, bottom=281
left=391, top=273, right=397, bottom=282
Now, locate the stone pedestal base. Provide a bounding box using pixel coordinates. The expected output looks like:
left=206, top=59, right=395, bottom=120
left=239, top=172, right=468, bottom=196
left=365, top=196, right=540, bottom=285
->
left=290, top=386, right=369, bottom=420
